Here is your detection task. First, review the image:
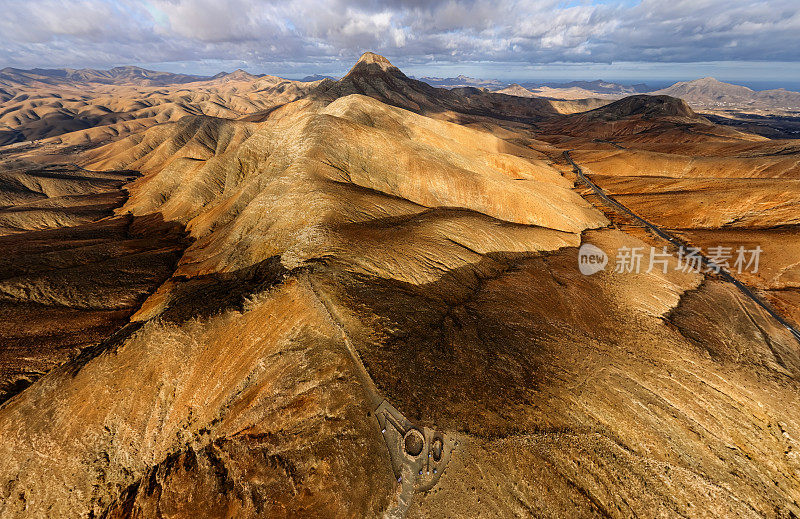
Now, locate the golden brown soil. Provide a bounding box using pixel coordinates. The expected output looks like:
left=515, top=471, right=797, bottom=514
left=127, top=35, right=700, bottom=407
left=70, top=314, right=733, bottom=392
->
left=1, top=53, right=799, bottom=518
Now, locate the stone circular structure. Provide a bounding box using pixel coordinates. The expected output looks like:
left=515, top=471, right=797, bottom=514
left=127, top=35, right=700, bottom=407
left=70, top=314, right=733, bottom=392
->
left=403, top=429, right=425, bottom=457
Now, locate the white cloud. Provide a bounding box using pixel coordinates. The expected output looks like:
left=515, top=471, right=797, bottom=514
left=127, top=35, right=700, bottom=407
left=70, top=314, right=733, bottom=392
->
left=0, top=0, right=798, bottom=72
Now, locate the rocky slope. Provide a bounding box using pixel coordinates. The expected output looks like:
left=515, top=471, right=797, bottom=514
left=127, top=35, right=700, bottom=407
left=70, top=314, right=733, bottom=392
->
left=0, top=159, right=189, bottom=404
left=0, top=68, right=326, bottom=147
left=0, top=66, right=206, bottom=88
left=311, top=53, right=605, bottom=124
left=539, top=94, right=765, bottom=143
left=0, top=53, right=799, bottom=518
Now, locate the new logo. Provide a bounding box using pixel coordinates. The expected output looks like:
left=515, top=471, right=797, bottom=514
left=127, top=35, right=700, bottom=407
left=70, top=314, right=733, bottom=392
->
left=578, top=243, right=607, bottom=275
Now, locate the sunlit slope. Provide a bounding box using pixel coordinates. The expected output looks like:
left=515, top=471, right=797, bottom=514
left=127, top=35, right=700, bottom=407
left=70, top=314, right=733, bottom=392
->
left=0, top=73, right=324, bottom=147
left=86, top=94, right=605, bottom=287
left=540, top=94, right=766, bottom=143
left=0, top=58, right=799, bottom=518
left=552, top=94, right=800, bottom=357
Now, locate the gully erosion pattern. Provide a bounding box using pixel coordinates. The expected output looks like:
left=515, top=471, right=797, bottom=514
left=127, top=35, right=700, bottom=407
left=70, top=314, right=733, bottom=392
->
left=308, top=277, right=456, bottom=516
left=564, top=149, right=800, bottom=346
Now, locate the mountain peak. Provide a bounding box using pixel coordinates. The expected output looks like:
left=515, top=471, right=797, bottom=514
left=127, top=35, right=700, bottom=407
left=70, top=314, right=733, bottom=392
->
left=588, top=94, right=697, bottom=121
left=495, top=83, right=535, bottom=98
left=694, top=77, right=721, bottom=84
left=228, top=69, right=256, bottom=80
left=655, top=77, right=757, bottom=102
left=344, top=52, right=400, bottom=78
left=355, top=52, right=394, bottom=67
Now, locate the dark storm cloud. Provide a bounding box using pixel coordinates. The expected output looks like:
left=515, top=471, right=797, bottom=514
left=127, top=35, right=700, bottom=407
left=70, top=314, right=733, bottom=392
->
left=0, top=0, right=798, bottom=70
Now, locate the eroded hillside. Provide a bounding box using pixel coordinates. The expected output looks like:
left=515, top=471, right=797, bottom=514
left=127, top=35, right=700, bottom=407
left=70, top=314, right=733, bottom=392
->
left=1, top=53, right=799, bottom=518
left=0, top=70, right=327, bottom=147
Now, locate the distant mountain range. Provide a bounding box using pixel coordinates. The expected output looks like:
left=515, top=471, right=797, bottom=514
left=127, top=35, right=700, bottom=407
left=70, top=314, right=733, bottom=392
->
left=210, top=69, right=265, bottom=82
left=0, top=66, right=340, bottom=91
left=525, top=80, right=651, bottom=94
left=494, top=77, right=800, bottom=113
left=2, top=65, right=800, bottom=114
left=0, top=66, right=205, bottom=87
left=653, top=77, right=800, bottom=111
left=411, top=74, right=506, bottom=89
left=412, top=76, right=650, bottom=94
left=300, top=74, right=338, bottom=82
left=494, top=82, right=648, bottom=101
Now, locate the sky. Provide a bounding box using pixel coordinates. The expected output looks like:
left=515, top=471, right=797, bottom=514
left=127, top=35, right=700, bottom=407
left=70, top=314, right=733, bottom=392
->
left=1, top=0, right=800, bottom=88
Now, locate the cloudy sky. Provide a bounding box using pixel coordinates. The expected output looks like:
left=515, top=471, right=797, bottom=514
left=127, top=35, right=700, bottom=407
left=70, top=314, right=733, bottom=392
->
left=1, top=0, right=799, bottom=85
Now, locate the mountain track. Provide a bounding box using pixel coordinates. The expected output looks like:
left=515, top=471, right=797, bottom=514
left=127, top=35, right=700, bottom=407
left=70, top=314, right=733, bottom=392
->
left=564, top=149, right=800, bottom=346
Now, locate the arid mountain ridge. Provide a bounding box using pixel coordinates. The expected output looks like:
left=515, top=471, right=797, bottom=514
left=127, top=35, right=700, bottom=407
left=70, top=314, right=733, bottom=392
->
left=4, top=62, right=798, bottom=112
left=0, top=53, right=609, bottom=148
left=0, top=52, right=799, bottom=518
left=4, top=60, right=799, bottom=149
left=654, top=76, right=800, bottom=109
left=0, top=65, right=206, bottom=87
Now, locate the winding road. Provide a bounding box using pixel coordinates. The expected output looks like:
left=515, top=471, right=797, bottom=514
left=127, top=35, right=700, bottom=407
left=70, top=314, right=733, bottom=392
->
left=564, top=150, right=800, bottom=345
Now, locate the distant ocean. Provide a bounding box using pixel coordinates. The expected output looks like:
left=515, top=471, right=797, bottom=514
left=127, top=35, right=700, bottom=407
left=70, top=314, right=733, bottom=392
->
left=730, top=80, right=800, bottom=92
